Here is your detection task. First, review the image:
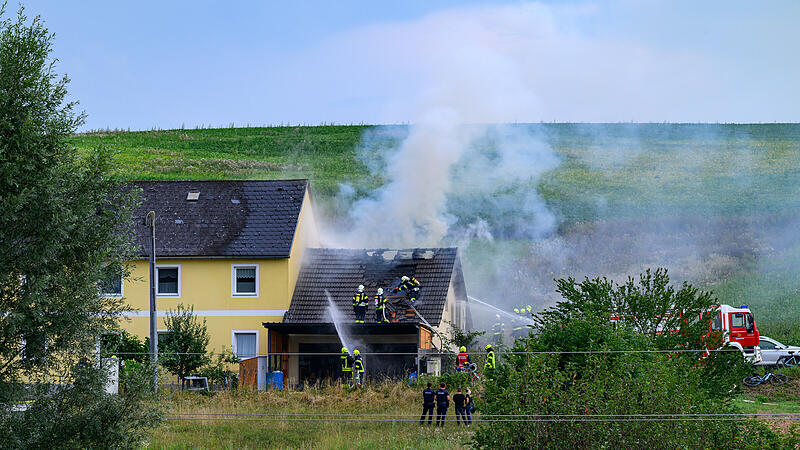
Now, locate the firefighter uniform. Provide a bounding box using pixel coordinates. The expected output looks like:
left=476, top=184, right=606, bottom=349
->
left=512, top=308, right=527, bottom=338
left=393, top=276, right=421, bottom=305
left=353, top=351, right=365, bottom=386
left=456, top=346, right=470, bottom=371
left=374, top=291, right=388, bottom=323
left=490, top=315, right=504, bottom=345
left=353, top=290, right=369, bottom=323
left=484, top=345, right=496, bottom=372
left=340, top=347, right=353, bottom=383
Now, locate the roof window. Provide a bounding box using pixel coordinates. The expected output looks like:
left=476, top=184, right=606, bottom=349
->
left=186, top=191, right=200, bottom=201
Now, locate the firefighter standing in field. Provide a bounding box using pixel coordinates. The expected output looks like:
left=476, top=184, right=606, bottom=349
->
left=484, top=344, right=496, bottom=376
left=353, top=285, right=369, bottom=324
left=456, top=346, right=471, bottom=372
left=353, top=349, right=365, bottom=386
left=511, top=308, right=525, bottom=338
left=393, top=275, right=421, bottom=305
left=374, top=287, right=389, bottom=323
left=340, top=347, right=353, bottom=384
left=490, top=314, right=504, bottom=345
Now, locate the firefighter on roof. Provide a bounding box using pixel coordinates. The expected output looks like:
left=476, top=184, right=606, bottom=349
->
left=374, top=287, right=388, bottom=323
left=353, top=285, right=368, bottom=323
left=393, top=275, right=421, bottom=305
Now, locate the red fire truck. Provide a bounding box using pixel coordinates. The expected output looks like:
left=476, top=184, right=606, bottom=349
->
left=707, top=304, right=761, bottom=362
left=611, top=304, right=762, bottom=363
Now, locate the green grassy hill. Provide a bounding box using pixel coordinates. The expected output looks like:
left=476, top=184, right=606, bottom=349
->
left=70, top=124, right=800, bottom=343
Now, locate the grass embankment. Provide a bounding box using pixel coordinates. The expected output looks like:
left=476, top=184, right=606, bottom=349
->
left=150, top=382, right=473, bottom=449
left=735, top=367, right=800, bottom=437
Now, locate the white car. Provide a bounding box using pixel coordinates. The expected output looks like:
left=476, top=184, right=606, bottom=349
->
left=755, top=336, right=800, bottom=367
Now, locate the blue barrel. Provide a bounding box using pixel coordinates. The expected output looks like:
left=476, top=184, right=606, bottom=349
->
left=266, top=371, right=283, bottom=391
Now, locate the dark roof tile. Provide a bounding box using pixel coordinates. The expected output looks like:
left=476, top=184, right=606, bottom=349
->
left=132, top=180, right=307, bottom=258
left=284, top=248, right=462, bottom=327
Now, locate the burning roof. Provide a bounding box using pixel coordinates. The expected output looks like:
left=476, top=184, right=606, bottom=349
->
left=283, top=247, right=465, bottom=327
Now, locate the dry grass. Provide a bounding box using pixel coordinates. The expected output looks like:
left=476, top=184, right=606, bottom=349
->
left=149, top=381, right=474, bottom=449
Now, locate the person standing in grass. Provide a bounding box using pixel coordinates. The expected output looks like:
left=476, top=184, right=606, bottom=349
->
left=464, top=388, right=473, bottom=426
left=453, top=387, right=466, bottom=425
left=420, top=382, right=436, bottom=425
left=435, top=382, right=450, bottom=427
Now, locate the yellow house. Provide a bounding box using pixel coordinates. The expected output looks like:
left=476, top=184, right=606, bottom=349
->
left=110, top=180, right=318, bottom=360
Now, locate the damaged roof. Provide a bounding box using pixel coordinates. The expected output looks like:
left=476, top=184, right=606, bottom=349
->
left=132, top=180, right=308, bottom=258
left=283, top=247, right=465, bottom=327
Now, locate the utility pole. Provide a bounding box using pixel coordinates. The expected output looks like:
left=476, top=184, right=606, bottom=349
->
left=145, top=211, right=158, bottom=393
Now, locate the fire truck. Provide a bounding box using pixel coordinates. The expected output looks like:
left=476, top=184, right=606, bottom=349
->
left=610, top=304, right=762, bottom=363
left=707, top=304, right=761, bottom=363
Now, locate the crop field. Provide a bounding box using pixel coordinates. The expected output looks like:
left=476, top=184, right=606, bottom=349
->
left=70, top=124, right=800, bottom=344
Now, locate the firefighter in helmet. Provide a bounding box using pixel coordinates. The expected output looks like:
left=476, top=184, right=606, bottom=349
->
left=340, top=347, right=353, bottom=383
left=374, top=287, right=388, bottom=323
left=484, top=344, right=496, bottom=372
left=353, top=349, right=365, bottom=386
left=393, top=275, right=421, bottom=305
left=512, top=308, right=526, bottom=338
left=490, top=314, right=504, bottom=345
left=456, top=346, right=470, bottom=372
left=353, top=285, right=369, bottom=323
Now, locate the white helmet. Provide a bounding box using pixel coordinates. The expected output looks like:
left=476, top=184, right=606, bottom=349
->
left=401, top=276, right=409, bottom=282
left=377, top=288, right=384, bottom=295
left=357, top=285, right=364, bottom=292
left=495, top=314, right=501, bottom=319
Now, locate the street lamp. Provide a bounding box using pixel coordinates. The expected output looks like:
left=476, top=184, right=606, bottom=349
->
left=144, top=210, right=157, bottom=393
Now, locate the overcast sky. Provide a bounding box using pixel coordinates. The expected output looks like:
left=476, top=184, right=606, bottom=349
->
left=25, top=0, right=800, bottom=131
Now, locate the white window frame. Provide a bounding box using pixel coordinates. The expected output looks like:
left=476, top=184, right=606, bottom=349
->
left=231, top=264, right=259, bottom=297
left=231, top=330, right=259, bottom=360
left=156, top=264, right=181, bottom=297
left=101, top=275, right=124, bottom=299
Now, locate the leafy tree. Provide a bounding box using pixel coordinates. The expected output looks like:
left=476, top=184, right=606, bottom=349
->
left=0, top=5, right=157, bottom=446
left=473, top=268, right=761, bottom=448
left=101, top=330, right=148, bottom=363
left=443, top=320, right=485, bottom=351
left=198, top=349, right=239, bottom=390
left=156, top=304, right=210, bottom=388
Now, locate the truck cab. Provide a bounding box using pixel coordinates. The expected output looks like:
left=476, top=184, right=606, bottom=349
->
left=709, top=304, right=761, bottom=363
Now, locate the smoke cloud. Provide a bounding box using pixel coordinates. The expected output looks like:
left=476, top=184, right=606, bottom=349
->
left=316, top=3, right=800, bottom=332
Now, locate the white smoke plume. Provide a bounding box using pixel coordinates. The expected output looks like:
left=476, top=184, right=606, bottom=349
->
left=324, top=4, right=561, bottom=249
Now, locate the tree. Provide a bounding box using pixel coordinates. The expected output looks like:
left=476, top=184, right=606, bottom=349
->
left=472, top=268, right=768, bottom=448
left=0, top=5, right=158, bottom=446
left=157, top=304, right=210, bottom=388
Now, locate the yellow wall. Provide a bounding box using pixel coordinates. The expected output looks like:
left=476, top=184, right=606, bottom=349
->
left=288, top=189, right=319, bottom=301
left=120, top=257, right=288, bottom=356
left=119, top=189, right=318, bottom=358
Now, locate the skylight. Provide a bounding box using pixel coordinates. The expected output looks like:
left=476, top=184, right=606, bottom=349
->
left=186, top=191, right=200, bottom=201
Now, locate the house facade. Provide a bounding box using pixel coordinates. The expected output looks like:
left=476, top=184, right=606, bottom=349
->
left=114, top=180, right=318, bottom=359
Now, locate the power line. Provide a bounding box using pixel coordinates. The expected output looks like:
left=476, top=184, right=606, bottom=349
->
left=164, top=416, right=800, bottom=423
left=97, top=348, right=739, bottom=357
left=166, top=412, right=800, bottom=418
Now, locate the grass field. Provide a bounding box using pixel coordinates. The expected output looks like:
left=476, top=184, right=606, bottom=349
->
left=70, top=123, right=800, bottom=344
left=149, top=382, right=473, bottom=449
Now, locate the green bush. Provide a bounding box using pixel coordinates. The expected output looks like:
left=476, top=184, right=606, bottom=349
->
left=472, top=269, right=773, bottom=448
